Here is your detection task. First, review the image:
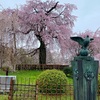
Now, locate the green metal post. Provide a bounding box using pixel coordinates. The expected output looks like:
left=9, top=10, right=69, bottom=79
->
left=71, top=56, right=99, bottom=100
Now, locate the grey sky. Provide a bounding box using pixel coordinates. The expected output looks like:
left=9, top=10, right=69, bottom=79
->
left=0, top=0, right=100, bottom=33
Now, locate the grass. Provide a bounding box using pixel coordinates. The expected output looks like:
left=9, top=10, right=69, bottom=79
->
left=0, top=69, right=43, bottom=83
left=1, top=70, right=100, bottom=100
left=0, top=69, right=73, bottom=83
left=0, top=69, right=73, bottom=100
left=0, top=69, right=43, bottom=100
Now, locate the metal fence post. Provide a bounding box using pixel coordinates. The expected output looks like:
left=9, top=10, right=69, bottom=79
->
left=35, top=81, right=38, bottom=100
left=8, top=78, right=14, bottom=100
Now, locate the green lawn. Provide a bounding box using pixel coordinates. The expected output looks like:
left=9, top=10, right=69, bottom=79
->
left=0, top=69, right=73, bottom=83
left=1, top=70, right=100, bottom=100
left=0, top=69, right=43, bottom=83
left=0, top=70, right=43, bottom=100
left=0, top=69, right=73, bottom=100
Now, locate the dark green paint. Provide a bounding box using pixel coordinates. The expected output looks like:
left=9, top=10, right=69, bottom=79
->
left=71, top=56, right=99, bottom=100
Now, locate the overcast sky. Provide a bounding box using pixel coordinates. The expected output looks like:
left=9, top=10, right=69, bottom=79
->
left=0, top=0, right=100, bottom=33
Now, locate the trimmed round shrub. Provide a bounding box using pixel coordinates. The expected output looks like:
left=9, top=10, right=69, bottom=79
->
left=63, top=67, right=73, bottom=78
left=36, top=69, right=67, bottom=94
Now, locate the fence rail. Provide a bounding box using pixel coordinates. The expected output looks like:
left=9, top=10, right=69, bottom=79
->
left=0, top=78, right=100, bottom=100
left=9, top=81, right=36, bottom=100
left=15, top=64, right=69, bottom=70
left=8, top=79, right=74, bottom=100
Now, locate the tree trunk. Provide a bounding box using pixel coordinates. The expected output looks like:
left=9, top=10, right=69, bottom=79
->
left=0, top=42, right=3, bottom=69
left=39, top=40, right=46, bottom=64
left=0, top=59, right=3, bottom=69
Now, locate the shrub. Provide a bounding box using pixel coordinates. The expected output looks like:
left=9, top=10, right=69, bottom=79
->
left=98, top=74, right=100, bottom=94
left=63, top=67, right=73, bottom=78
left=1, top=66, right=11, bottom=71
left=36, top=69, right=67, bottom=94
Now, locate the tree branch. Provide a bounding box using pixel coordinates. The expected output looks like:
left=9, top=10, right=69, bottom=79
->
left=22, top=48, right=39, bottom=56
left=46, top=2, right=59, bottom=15
left=52, top=11, right=64, bottom=18
left=17, top=29, right=33, bottom=34
left=30, top=48, right=39, bottom=56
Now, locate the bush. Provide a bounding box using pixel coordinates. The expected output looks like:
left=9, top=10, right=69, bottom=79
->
left=63, top=67, right=73, bottom=78
left=1, top=66, right=10, bottom=71
left=36, top=69, right=67, bottom=94
left=98, top=74, right=100, bottom=94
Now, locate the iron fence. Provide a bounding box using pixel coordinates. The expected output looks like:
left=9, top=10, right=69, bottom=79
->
left=15, top=64, right=69, bottom=70
left=0, top=78, right=100, bottom=100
